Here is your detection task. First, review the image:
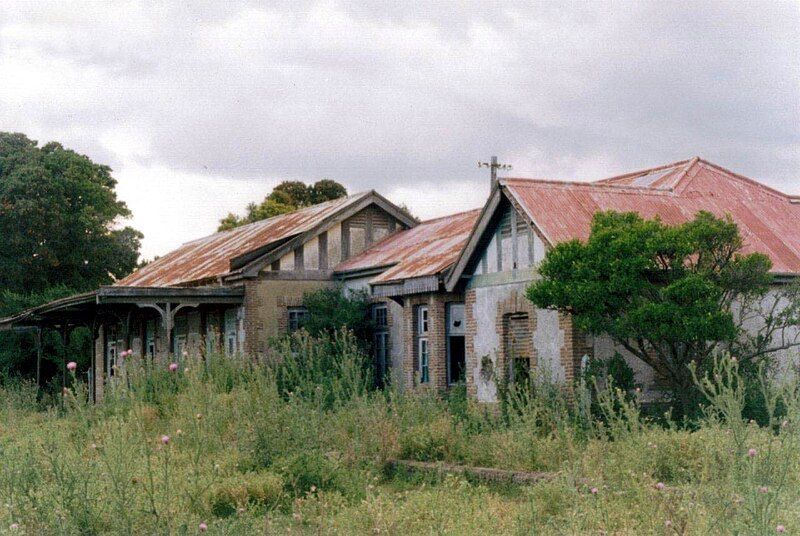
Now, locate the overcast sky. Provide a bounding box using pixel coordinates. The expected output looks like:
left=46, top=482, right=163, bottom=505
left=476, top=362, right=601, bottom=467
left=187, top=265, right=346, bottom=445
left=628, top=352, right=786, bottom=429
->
left=1, top=1, right=798, bottom=259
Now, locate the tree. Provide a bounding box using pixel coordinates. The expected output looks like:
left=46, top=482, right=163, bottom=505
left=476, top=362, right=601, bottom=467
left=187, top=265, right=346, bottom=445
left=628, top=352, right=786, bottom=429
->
left=527, top=210, right=800, bottom=415
left=218, top=179, right=348, bottom=231
left=0, top=132, right=142, bottom=294
left=0, top=132, right=142, bottom=384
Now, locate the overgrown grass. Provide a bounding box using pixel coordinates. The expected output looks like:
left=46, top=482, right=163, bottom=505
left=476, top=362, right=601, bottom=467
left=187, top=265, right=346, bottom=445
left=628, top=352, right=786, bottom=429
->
left=0, top=331, right=797, bottom=534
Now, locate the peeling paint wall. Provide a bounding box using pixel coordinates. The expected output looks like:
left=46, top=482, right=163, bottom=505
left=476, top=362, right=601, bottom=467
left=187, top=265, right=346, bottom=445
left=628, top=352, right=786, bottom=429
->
left=468, top=282, right=568, bottom=402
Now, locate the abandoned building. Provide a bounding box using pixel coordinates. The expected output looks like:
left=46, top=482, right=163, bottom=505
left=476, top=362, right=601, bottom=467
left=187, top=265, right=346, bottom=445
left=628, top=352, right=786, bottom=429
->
left=1, top=157, right=798, bottom=402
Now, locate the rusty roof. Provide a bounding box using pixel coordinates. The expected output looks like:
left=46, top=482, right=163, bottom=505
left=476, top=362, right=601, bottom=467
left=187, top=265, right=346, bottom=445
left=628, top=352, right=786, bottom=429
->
left=335, top=208, right=481, bottom=284
left=503, top=158, right=800, bottom=274
left=118, top=192, right=371, bottom=287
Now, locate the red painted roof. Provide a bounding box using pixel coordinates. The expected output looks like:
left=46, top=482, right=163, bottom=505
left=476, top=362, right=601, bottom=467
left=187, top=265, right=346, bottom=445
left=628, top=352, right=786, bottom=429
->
left=335, top=209, right=481, bottom=284
left=118, top=192, right=371, bottom=287
left=503, top=158, right=800, bottom=274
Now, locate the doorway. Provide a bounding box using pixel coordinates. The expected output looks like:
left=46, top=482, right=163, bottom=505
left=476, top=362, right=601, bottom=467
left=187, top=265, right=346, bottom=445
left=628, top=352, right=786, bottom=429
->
left=446, top=303, right=466, bottom=385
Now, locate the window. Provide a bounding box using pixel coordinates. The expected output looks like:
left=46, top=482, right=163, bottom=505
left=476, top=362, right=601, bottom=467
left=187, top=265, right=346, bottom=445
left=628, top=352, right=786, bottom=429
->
left=146, top=319, right=156, bottom=358
left=373, top=304, right=388, bottom=329
left=288, top=307, right=308, bottom=333
left=416, top=305, right=429, bottom=383
left=224, top=308, right=239, bottom=356
left=419, top=339, right=429, bottom=383
left=372, top=304, right=390, bottom=386
left=418, top=306, right=429, bottom=334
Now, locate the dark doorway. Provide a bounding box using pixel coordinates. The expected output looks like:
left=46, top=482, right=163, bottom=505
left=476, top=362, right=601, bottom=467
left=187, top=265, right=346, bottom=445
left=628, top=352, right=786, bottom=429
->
left=446, top=303, right=466, bottom=385
left=448, top=335, right=466, bottom=384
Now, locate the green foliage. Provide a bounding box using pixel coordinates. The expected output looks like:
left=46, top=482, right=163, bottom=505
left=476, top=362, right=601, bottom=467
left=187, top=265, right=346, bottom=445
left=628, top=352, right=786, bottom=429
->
left=301, top=286, right=373, bottom=340
left=0, top=132, right=142, bottom=294
left=527, top=210, right=779, bottom=417
left=208, top=471, right=284, bottom=517
left=270, top=329, right=374, bottom=410
left=217, top=179, right=348, bottom=231
left=0, top=340, right=798, bottom=534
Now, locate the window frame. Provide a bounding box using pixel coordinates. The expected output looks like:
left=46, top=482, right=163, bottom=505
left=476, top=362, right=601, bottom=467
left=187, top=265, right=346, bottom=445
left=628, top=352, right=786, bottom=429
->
left=417, top=306, right=429, bottom=334
left=287, top=306, right=309, bottom=333
left=418, top=337, right=429, bottom=383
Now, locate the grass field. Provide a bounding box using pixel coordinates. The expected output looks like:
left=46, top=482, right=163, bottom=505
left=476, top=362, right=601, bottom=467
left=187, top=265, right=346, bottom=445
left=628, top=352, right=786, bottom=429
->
left=0, top=331, right=797, bottom=535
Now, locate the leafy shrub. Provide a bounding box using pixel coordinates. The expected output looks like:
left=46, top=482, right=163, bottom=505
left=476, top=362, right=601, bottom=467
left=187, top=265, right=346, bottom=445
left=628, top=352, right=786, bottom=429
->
left=270, top=328, right=373, bottom=409
left=208, top=472, right=284, bottom=517
left=274, top=450, right=352, bottom=496
left=300, top=286, right=373, bottom=341
left=398, top=416, right=463, bottom=462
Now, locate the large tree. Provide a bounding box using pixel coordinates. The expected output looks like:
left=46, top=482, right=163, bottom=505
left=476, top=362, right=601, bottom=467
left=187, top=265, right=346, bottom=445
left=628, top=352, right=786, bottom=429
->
left=218, top=179, right=348, bottom=231
left=527, top=210, right=800, bottom=414
left=0, top=132, right=142, bottom=294
left=0, top=133, right=142, bottom=383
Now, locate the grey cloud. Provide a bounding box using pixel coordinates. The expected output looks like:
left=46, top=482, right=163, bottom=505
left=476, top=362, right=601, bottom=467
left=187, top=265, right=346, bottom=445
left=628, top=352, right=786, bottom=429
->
left=1, top=0, right=798, bottom=196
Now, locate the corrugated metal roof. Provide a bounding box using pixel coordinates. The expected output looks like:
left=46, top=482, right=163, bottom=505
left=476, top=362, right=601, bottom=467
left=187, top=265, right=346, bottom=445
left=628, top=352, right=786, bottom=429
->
left=335, top=209, right=480, bottom=284
left=118, top=192, right=371, bottom=287
left=503, top=158, right=800, bottom=274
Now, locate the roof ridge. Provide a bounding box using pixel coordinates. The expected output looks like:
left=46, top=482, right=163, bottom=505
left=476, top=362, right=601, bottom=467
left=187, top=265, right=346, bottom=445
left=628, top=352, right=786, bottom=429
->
left=594, top=158, right=694, bottom=184
left=686, top=159, right=796, bottom=200
left=501, top=176, right=676, bottom=195
left=181, top=191, right=369, bottom=246
left=417, top=207, right=483, bottom=224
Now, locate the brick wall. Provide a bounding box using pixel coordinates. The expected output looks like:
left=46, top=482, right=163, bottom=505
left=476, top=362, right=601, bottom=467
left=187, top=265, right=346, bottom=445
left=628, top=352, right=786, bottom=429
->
left=401, top=291, right=463, bottom=392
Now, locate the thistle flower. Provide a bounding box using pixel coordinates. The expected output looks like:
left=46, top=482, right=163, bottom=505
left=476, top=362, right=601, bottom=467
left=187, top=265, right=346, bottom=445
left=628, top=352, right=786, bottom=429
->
left=161, top=435, right=170, bottom=445
left=9, top=523, right=19, bottom=530
left=590, top=487, right=598, bottom=494
left=777, top=525, right=786, bottom=533
left=748, top=448, right=757, bottom=458
left=655, top=482, right=665, bottom=491
left=665, top=520, right=672, bottom=528
left=169, top=362, right=178, bottom=372
left=199, top=522, right=208, bottom=532
left=759, top=486, right=769, bottom=494
left=66, top=361, right=77, bottom=371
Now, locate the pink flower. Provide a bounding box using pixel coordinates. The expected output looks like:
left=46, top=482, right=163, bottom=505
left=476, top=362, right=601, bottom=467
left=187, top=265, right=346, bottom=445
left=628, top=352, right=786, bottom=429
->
left=168, top=362, right=178, bottom=372
left=655, top=482, right=666, bottom=491
left=759, top=486, right=769, bottom=494
left=161, top=435, right=170, bottom=445
left=199, top=522, right=208, bottom=532
left=66, top=361, right=77, bottom=371
left=590, top=487, right=598, bottom=494
left=665, top=520, right=672, bottom=528
left=9, top=523, right=19, bottom=530
left=748, top=448, right=757, bottom=458
left=777, top=525, right=786, bottom=533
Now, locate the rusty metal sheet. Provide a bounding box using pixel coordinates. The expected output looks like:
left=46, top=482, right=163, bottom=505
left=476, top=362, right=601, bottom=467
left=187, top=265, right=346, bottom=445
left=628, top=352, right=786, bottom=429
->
left=504, top=159, right=800, bottom=274
left=118, top=192, right=370, bottom=287
left=335, top=209, right=480, bottom=283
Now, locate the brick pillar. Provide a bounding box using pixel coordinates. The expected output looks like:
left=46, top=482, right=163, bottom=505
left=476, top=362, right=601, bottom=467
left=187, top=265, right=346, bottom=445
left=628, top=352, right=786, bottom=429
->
left=558, top=313, right=593, bottom=385
left=429, top=294, right=447, bottom=391
left=465, top=289, right=477, bottom=398
left=242, top=280, right=264, bottom=359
